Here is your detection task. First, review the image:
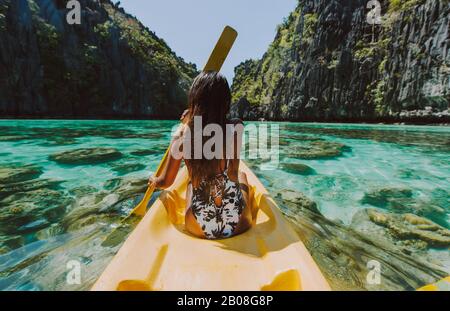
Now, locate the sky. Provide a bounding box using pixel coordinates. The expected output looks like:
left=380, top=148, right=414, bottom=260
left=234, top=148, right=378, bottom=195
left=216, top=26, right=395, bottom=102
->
left=118, top=0, right=298, bottom=83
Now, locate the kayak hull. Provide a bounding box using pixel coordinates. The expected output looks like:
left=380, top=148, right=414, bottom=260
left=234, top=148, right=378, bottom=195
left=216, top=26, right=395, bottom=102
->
left=92, top=162, right=330, bottom=291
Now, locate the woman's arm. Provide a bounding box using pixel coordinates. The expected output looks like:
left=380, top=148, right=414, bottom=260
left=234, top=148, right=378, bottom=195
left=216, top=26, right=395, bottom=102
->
left=148, top=145, right=182, bottom=190
left=148, top=111, right=188, bottom=189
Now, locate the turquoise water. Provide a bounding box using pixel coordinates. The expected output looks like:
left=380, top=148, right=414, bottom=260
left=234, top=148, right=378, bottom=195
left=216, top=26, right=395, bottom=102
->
left=0, top=120, right=449, bottom=290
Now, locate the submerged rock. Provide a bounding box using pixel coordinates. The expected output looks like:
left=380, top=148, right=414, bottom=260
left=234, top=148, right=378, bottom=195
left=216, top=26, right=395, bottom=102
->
left=286, top=141, right=351, bottom=160
left=130, top=149, right=161, bottom=156
left=364, top=209, right=450, bottom=248
left=0, top=135, right=30, bottom=142
left=430, top=188, right=450, bottom=212
left=103, top=177, right=148, bottom=201
left=282, top=134, right=325, bottom=142
left=104, top=132, right=164, bottom=139
left=361, top=187, right=447, bottom=225
left=0, top=165, right=42, bottom=184
left=0, top=179, right=62, bottom=200
left=278, top=193, right=449, bottom=290
left=0, top=235, right=25, bottom=250
left=275, top=189, right=320, bottom=214
left=362, top=188, right=414, bottom=208
left=110, top=162, right=146, bottom=175
left=17, top=219, right=50, bottom=233
left=63, top=176, right=148, bottom=231
left=49, top=148, right=123, bottom=165
left=0, top=188, right=72, bottom=234
left=280, top=163, right=316, bottom=175
left=69, top=186, right=99, bottom=197
left=35, top=223, right=65, bottom=240
left=38, top=137, right=78, bottom=146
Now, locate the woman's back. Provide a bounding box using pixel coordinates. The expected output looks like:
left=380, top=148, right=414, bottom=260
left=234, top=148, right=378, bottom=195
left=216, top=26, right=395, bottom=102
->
left=186, top=158, right=246, bottom=239
left=150, top=72, right=252, bottom=239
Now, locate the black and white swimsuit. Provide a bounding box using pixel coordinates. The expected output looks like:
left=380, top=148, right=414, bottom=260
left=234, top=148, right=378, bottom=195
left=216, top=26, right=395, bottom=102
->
left=189, top=162, right=245, bottom=240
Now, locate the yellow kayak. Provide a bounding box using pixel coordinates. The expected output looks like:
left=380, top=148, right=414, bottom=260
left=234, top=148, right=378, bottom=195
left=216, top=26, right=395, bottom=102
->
left=92, top=162, right=330, bottom=291
left=417, top=276, right=450, bottom=291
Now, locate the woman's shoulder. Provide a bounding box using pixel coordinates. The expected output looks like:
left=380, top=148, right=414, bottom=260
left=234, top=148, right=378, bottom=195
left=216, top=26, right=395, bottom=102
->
left=173, top=123, right=188, bottom=140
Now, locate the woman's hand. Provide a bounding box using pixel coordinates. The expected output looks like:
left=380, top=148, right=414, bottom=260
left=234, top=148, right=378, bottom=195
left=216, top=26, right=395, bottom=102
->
left=148, top=175, right=160, bottom=189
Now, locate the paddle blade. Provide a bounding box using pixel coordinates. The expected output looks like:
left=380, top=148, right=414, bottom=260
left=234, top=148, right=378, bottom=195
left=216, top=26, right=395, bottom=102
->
left=131, top=148, right=169, bottom=217
left=132, top=186, right=155, bottom=217
left=203, top=26, right=238, bottom=72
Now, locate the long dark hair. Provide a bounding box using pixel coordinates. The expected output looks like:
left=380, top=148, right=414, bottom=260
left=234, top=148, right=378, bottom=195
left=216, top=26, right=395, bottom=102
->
left=184, top=71, right=231, bottom=182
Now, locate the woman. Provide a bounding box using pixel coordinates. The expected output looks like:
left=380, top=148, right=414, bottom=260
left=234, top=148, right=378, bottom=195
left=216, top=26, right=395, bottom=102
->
left=148, top=71, right=252, bottom=240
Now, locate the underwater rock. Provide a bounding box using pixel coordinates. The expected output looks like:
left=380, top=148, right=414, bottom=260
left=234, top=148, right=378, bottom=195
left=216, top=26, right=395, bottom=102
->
left=3, top=221, right=125, bottom=290
left=0, top=235, right=25, bottom=250
left=63, top=191, right=144, bottom=232
left=38, top=137, right=78, bottom=146
left=286, top=141, right=351, bottom=160
left=361, top=187, right=414, bottom=208
left=49, top=148, right=123, bottom=165
left=61, top=192, right=112, bottom=231
left=280, top=163, right=316, bottom=175
left=130, top=149, right=161, bottom=156
left=0, top=246, right=10, bottom=255
left=104, top=132, right=164, bottom=139
left=0, top=188, right=72, bottom=234
left=397, top=169, right=423, bottom=180
left=361, top=187, right=447, bottom=224
left=278, top=139, right=290, bottom=146
left=0, top=165, right=42, bottom=184
left=0, top=135, right=30, bottom=142
left=0, top=179, right=62, bottom=200
left=279, top=195, right=449, bottom=290
left=17, top=219, right=50, bottom=233
left=69, top=186, right=98, bottom=197
left=65, top=213, right=122, bottom=232
left=35, top=223, right=65, bottom=240
left=104, top=177, right=148, bottom=201
left=275, top=189, right=320, bottom=214
left=63, top=176, right=148, bottom=231
left=282, top=134, right=325, bottom=142
left=110, top=162, right=146, bottom=175
left=430, top=188, right=450, bottom=212
left=352, top=209, right=450, bottom=249
left=367, top=210, right=450, bottom=248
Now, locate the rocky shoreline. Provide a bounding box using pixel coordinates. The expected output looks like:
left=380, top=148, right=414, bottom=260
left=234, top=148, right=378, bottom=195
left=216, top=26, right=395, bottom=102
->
left=0, top=116, right=449, bottom=126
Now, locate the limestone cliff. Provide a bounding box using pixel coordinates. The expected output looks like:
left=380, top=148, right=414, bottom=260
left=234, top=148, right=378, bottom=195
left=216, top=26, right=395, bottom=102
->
left=0, top=0, right=197, bottom=118
left=231, top=0, right=449, bottom=123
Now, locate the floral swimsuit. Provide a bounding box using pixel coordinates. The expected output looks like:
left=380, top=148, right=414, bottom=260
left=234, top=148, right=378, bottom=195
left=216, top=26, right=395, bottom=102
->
left=189, top=161, right=245, bottom=240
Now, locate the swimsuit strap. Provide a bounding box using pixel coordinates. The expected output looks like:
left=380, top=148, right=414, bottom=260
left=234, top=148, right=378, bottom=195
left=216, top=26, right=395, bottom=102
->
left=223, top=159, right=229, bottom=175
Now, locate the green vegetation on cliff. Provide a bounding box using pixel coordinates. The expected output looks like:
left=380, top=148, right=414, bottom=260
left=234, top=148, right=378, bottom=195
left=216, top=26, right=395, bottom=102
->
left=232, top=5, right=301, bottom=116
left=231, top=0, right=449, bottom=122
left=0, top=0, right=198, bottom=118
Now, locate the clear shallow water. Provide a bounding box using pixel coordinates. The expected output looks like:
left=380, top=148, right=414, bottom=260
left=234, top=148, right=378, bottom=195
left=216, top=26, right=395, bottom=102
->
left=270, top=123, right=450, bottom=225
left=0, top=120, right=448, bottom=290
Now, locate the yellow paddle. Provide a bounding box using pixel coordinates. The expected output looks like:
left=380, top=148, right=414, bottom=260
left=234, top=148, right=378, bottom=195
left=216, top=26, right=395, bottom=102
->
left=131, top=26, right=238, bottom=217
